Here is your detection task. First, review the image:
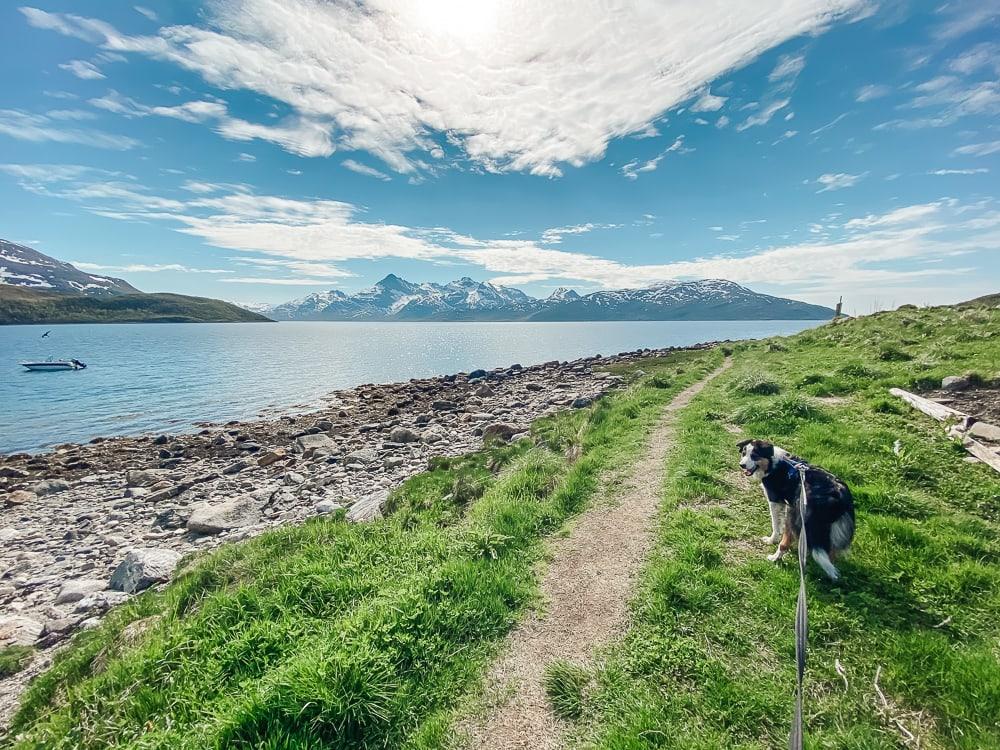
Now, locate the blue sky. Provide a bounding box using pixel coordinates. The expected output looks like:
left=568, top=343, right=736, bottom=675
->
left=0, top=0, right=997, bottom=313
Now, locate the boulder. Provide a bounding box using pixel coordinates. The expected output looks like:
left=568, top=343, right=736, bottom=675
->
left=0, top=615, right=43, bottom=647
left=482, top=423, right=525, bottom=443
left=294, top=433, right=336, bottom=454
left=468, top=369, right=488, bottom=380
left=283, top=471, right=305, bottom=485
left=431, top=399, right=458, bottom=411
left=4, top=489, right=35, bottom=507
left=33, top=479, right=71, bottom=496
left=222, top=459, right=250, bottom=475
left=571, top=396, right=594, bottom=409
left=941, top=374, right=974, bottom=391
left=389, top=426, right=420, bottom=443
left=474, top=384, right=495, bottom=397
left=126, top=469, right=168, bottom=487
left=314, top=499, right=342, bottom=515
left=187, top=496, right=260, bottom=534
left=0, top=467, right=29, bottom=479
left=109, top=548, right=182, bottom=593
left=346, top=491, right=388, bottom=523
left=55, top=578, right=106, bottom=605
left=969, top=421, right=1000, bottom=442
left=257, top=449, right=287, bottom=467
left=345, top=448, right=378, bottom=465
left=526, top=382, right=544, bottom=392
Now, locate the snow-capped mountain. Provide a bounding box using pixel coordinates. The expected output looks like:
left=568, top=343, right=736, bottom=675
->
left=0, top=239, right=139, bottom=296
left=264, top=275, right=835, bottom=321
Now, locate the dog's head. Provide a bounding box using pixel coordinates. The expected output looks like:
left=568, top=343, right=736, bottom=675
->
left=737, top=439, right=779, bottom=481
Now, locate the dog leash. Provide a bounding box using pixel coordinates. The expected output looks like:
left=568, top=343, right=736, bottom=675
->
left=789, top=463, right=809, bottom=750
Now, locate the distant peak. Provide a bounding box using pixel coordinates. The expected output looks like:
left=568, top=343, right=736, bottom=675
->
left=548, top=286, right=580, bottom=300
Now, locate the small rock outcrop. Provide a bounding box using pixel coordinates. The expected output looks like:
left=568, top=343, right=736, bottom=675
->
left=109, top=549, right=183, bottom=594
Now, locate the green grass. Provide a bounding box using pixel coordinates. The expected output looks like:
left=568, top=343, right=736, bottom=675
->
left=571, top=303, right=1000, bottom=749
left=0, top=646, right=34, bottom=678
left=6, top=349, right=720, bottom=749
left=544, top=660, right=591, bottom=721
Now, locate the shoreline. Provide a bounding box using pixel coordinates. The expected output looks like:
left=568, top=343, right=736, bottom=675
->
left=0, top=342, right=720, bottom=726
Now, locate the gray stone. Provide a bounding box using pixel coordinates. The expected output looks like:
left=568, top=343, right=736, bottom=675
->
left=346, top=491, right=387, bottom=523
left=431, top=399, right=458, bottom=411
left=109, top=548, right=182, bottom=593
left=294, top=433, right=336, bottom=454
left=4, top=489, right=35, bottom=507
left=55, top=578, right=106, bottom=605
left=389, top=426, right=420, bottom=443
left=33, top=479, right=71, bottom=496
left=482, top=423, right=525, bottom=442
left=345, top=448, right=377, bottom=465
left=969, top=421, right=1000, bottom=442
left=314, top=499, right=342, bottom=514
left=526, top=382, right=544, bottom=392
left=0, top=615, right=43, bottom=647
left=571, top=396, right=593, bottom=408
left=41, top=617, right=80, bottom=637
left=942, top=374, right=974, bottom=391
left=474, top=384, right=495, bottom=397
left=257, top=449, right=287, bottom=467
left=126, top=469, right=168, bottom=487
left=284, top=471, right=305, bottom=485
left=222, top=459, right=250, bottom=475
left=187, top=496, right=261, bottom=534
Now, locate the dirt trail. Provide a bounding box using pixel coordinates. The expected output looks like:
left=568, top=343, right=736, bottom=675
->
left=459, top=359, right=731, bottom=750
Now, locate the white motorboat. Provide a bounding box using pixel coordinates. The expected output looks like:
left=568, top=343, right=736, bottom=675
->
left=20, top=359, right=87, bottom=372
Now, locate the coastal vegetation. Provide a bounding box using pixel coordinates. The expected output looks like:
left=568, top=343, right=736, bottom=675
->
left=0, top=285, right=271, bottom=325
left=6, top=300, right=999, bottom=748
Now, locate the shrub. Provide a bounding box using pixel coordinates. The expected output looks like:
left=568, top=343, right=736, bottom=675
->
left=648, top=375, right=671, bottom=389
left=876, top=344, right=913, bottom=362
left=730, top=372, right=781, bottom=396
left=0, top=645, right=33, bottom=678
left=731, top=395, right=829, bottom=427
left=543, top=660, right=590, bottom=720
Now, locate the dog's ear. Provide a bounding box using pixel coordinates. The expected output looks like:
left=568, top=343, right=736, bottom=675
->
left=736, top=439, right=752, bottom=452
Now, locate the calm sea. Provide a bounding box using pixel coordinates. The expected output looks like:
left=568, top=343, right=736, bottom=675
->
left=0, top=320, right=819, bottom=453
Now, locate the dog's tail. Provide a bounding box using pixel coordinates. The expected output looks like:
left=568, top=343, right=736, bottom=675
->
left=811, top=549, right=840, bottom=580
left=830, top=512, right=855, bottom=555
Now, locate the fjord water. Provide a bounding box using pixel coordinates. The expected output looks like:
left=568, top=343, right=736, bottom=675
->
left=1, top=320, right=818, bottom=453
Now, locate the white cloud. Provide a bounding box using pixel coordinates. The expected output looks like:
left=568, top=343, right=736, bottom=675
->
left=74, top=261, right=231, bottom=274
left=621, top=136, right=690, bottom=179
left=772, top=129, right=798, bottom=144
left=855, top=83, right=890, bottom=102
left=810, top=112, right=848, bottom=135
left=690, top=90, right=727, bottom=112
left=769, top=53, right=806, bottom=82
left=541, top=222, right=621, bottom=244
left=342, top=159, right=391, bottom=181
left=59, top=59, right=105, bottom=79
left=90, top=90, right=227, bottom=123
left=948, top=42, right=1000, bottom=76
left=877, top=76, right=1000, bottom=130
left=236, top=152, right=256, bottom=162
left=736, top=99, right=790, bottom=130
left=134, top=6, right=158, bottom=22
left=953, top=140, right=1000, bottom=157
left=222, top=277, right=348, bottom=285
left=19, top=0, right=866, bottom=174
left=928, top=168, right=989, bottom=176
left=0, top=109, right=139, bottom=149
left=815, top=171, right=866, bottom=192
left=715, top=115, right=730, bottom=128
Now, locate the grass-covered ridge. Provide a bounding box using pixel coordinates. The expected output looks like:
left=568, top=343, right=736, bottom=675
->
left=0, top=284, right=271, bottom=324
left=6, top=349, right=721, bottom=749
left=569, top=303, right=1000, bottom=749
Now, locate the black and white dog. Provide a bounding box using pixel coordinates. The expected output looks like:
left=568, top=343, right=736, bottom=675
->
left=738, top=439, right=855, bottom=580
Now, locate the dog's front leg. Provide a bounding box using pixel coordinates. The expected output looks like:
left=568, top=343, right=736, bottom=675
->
left=768, top=526, right=795, bottom=563
left=762, top=498, right=784, bottom=544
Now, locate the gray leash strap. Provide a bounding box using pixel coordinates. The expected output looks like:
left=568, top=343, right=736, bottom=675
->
left=789, top=467, right=809, bottom=750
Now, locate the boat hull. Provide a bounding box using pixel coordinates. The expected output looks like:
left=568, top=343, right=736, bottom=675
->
left=20, top=362, right=85, bottom=371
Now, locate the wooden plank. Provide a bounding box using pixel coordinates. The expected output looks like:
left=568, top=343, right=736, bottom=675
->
left=964, top=437, right=1000, bottom=474
left=889, top=388, right=971, bottom=423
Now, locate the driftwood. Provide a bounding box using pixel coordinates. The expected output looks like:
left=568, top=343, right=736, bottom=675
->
left=888, top=388, right=972, bottom=426
left=890, top=387, right=1000, bottom=475
left=963, top=437, right=1000, bottom=473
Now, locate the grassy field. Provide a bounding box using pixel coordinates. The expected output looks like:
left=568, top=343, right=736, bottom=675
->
left=7, top=302, right=999, bottom=749
left=561, top=303, right=1000, bottom=749
left=4, top=350, right=720, bottom=748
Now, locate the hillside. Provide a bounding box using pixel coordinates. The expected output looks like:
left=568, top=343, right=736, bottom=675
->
left=0, top=240, right=138, bottom=296
left=4, top=299, right=997, bottom=748
left=0, top=285, right=271, bottom=324
left=265, top=275, right=834, bottom=321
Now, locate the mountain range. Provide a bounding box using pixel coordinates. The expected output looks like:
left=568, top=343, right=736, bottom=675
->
left=1, top=239, right=139, bottom=296
left=262, top=274, right=835, bottom=321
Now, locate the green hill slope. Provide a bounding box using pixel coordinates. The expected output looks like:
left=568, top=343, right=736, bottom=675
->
left=0, top=285, right=272, bottom=324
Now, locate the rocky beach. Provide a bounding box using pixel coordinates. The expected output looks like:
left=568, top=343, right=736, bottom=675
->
left=0, top=344, right=715, bottom=726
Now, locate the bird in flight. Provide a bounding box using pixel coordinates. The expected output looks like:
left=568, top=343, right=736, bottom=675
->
left=41, top=330, right=51, bottom=338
